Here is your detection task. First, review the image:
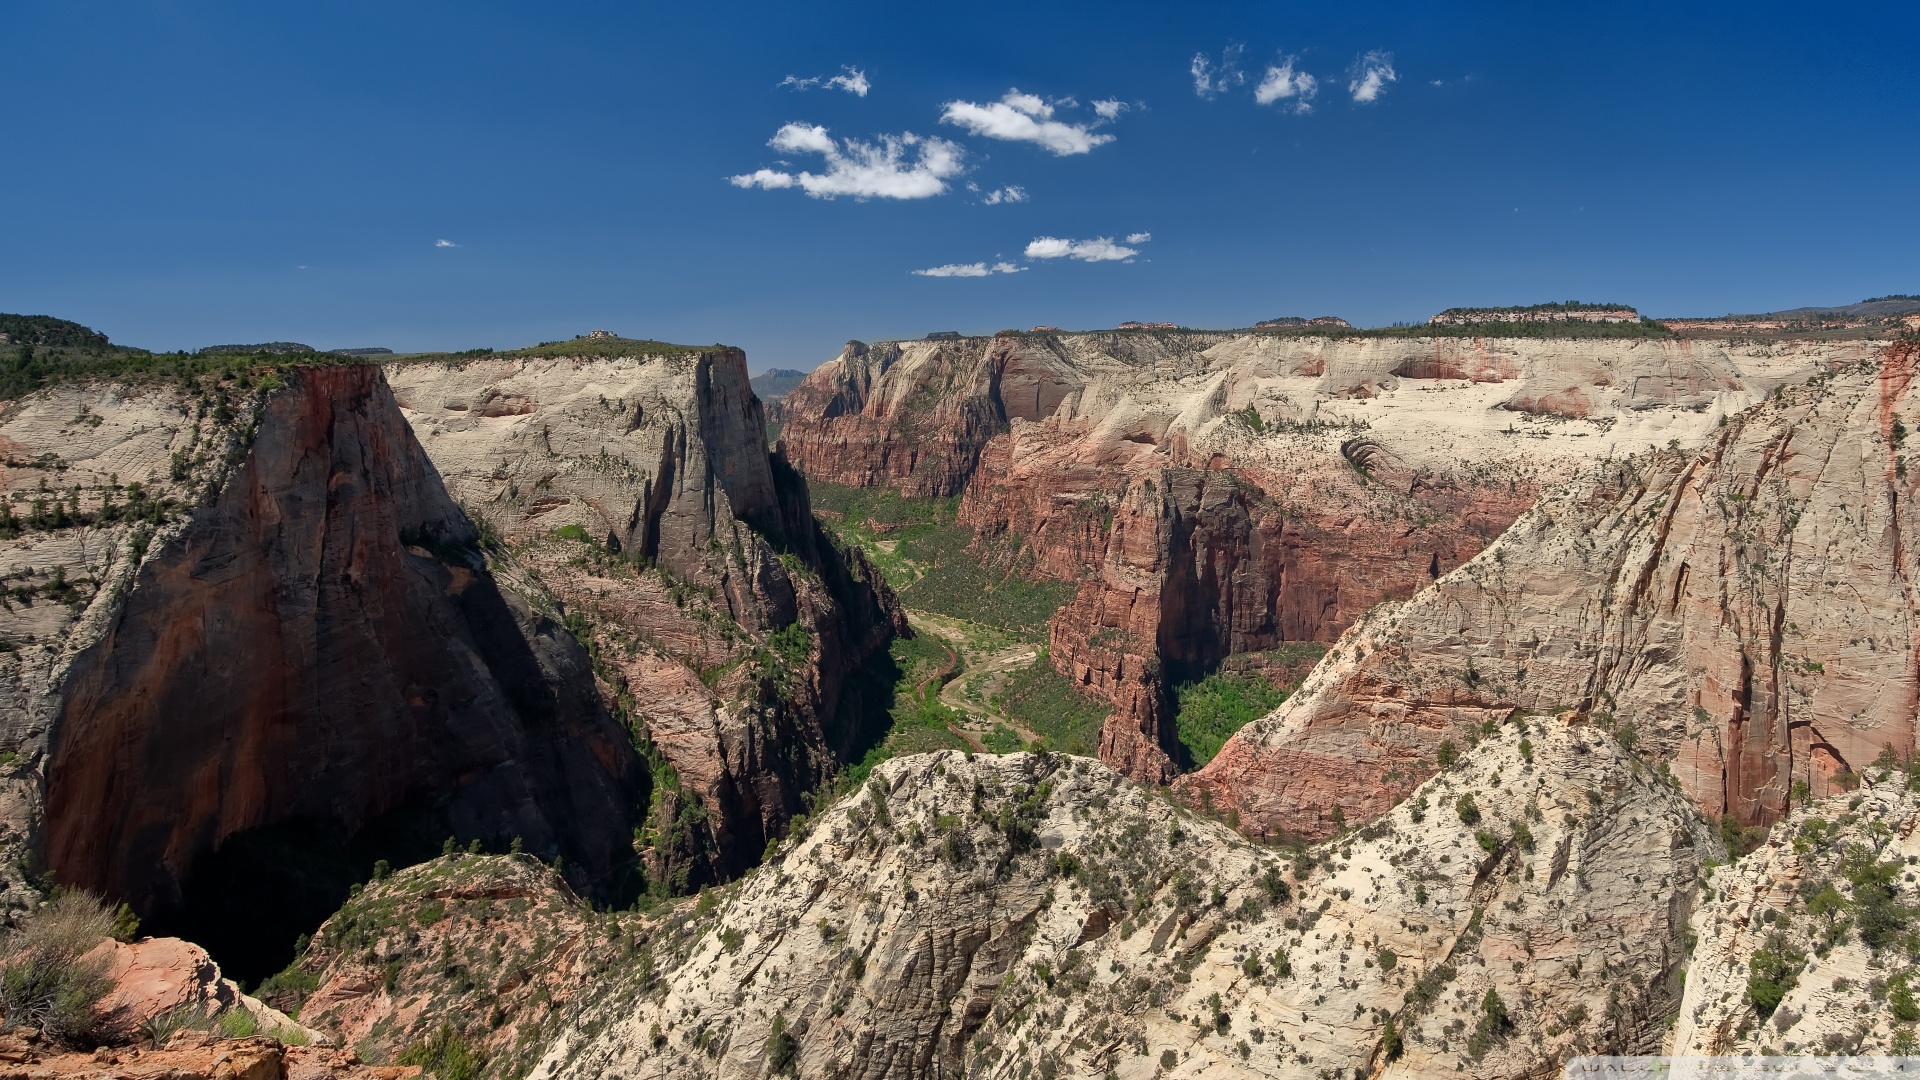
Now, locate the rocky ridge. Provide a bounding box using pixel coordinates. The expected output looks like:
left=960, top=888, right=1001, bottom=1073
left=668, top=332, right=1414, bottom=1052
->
left=1185, top=343, right=1920, bottom=839
left=537, top=723, right=1713, bottom=1080
left=780, top=330, right=1879, bottom=781
left=387, top=350, right=903, bottom=885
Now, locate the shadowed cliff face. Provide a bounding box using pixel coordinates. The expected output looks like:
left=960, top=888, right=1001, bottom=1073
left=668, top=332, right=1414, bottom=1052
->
left=42, top=366, right=643, bottom=970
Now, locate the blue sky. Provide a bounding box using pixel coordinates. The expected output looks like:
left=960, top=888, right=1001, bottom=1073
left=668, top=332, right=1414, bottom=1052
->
left=3, top=1, right=1916, bottom=370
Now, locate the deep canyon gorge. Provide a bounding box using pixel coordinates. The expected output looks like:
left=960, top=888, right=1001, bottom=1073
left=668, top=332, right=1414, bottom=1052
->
left=0, top=313, right=1915, bottom=1080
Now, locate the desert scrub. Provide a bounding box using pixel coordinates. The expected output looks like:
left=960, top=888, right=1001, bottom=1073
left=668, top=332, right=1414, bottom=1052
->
left=0, top=890, right=116, bottom=1045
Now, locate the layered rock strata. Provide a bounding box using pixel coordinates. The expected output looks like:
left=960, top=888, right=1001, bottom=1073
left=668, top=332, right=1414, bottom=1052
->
left=781, top=331, right=1875, bottom=780
left=539, top=726, right=1713, bottom=1080
left=1185, top=344, right=1920, bottom=839
left=387, top=350, right=902, bottom=883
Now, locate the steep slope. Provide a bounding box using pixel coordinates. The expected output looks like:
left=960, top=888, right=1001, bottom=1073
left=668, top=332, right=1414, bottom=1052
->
left=540, top=724, right=1714, bottom=1080
left=386, top=346, right=902, bottom=885
left=1185, top=343, right=1920, bottom=840
left=5, top=365, right=642, bottom=979
left=781, top=330, right=1876, bottom=781
left=1675, top=757, right=1920, bottom=1056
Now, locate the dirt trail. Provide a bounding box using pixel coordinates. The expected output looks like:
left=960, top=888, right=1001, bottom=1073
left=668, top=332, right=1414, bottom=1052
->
left=903, top=610, right=1043, bottom=746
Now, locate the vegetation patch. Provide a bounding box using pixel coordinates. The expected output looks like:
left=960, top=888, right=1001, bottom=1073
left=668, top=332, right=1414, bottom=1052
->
left=994, top=650, right=1110, bottom=756
left=1171, top=672, right=1288, bottom=768
left=810, top=483, right=1075, bottom=633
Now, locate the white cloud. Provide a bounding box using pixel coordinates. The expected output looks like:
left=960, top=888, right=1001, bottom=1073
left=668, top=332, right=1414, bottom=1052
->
left=729, top=123, right=964, bottom=200
left=940, top=89, right=1115, bottom=156
left=1255, top=56, right=1318, bottom=112
left=1348, top=51, right=1397, bottom=103
left=1191, top=44, right=1246, bottom=99
left=1093, top=99, right=1126, bottom=120
left=982, top=185, right=1027, bottom=205
left=1024, top=235, right=1140, bottom=263
left=912, top=261, right=1025, bottom=278
left=779, top=65, right=871, bottom=96
left=1125, top=232, right=1151, bottom=244
left=434, top=239, right=459, bottom=247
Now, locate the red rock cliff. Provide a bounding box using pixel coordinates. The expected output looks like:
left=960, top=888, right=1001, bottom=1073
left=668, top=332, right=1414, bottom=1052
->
left=43, top=366, right=643, bottom=926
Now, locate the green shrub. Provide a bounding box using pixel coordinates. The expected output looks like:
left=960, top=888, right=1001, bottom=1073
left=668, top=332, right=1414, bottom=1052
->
left=1436, top=740, right=1458, bottom=769
left=216, top=1008, right=259, bottom=1038
left=765, top=1014, right=797, bottom=1075
left=1746, top=932, right=1805, bottom=1017
left=396, top=1024, right=481, bottom=1080
left=0, top=890, right=115, bottom=1046
left=1455, top=794, right=1481, bottom=825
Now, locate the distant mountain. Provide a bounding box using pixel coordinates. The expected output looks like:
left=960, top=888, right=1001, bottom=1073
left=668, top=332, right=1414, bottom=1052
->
left=1764, top=294, right=1920, bottom=319
left=0, top=314, right=110, bottom=349
left=750, top=367, right=808, bottom=400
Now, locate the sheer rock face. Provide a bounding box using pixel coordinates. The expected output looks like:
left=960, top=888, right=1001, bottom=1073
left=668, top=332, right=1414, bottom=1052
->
left=781, top=331, right=1870, bottom=782
left=540, top=727, right=1713, bottom=1080
left=1676, top=768, right=1920, bottom=1057
left=41, top=365, right=643, bottom=916
left=388, top=352, right=903, bottom=882
left=1185, top=345, right=1920, bottom=839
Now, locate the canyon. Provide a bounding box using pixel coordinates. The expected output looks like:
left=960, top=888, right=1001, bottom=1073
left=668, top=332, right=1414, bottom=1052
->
left=0, top=320, right=1917, bottom=1080
left=0, top=340, right=898, bottom=985
left=779, top=330, right=1880, bottom=783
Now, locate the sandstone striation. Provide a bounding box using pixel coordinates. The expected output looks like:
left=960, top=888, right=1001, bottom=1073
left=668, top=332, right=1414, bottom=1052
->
left=539, top=724, right=1713, bottom=1080
left=1184, top=343, right=1920, bottom=840
left=387, top=349, right=903, bottom=884
left=781, top=330, right=1877, bottom=780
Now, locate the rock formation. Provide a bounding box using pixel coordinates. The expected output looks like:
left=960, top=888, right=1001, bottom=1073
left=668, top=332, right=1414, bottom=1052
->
left=538, top=725, right=1713, bottom=1079
left=387, top=348, right=903, bottom=885
left=780, top=330, right=1878, bottom=781
left=0, top=366, right=641, bottom=979
left=1184, top=343, right=1920, bottom=840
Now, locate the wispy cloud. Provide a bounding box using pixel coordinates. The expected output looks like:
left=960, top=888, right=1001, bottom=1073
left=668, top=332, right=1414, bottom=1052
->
left=434, top=239, right=459, bottom=247
left=1025, top=235, right=1142, bottom=263
left=940, top=90, right=1116, bottom=156
left=913, top=261, right=1026, bottom=278
left=1255, top=56, right=1318, bottom=113
left=981, top=185, right=1027, bottom=205
left=779, top=65, right=870, bottom=96
left=1348, top=51, right=1397, bottom=103
left=730, top=123, right=964, bottom=200
left=1125, top=232, right=1151, bottom=244
left=1191, top=44, right=1246, bottom=99
left=1092, top=99, right=1127, bottom=120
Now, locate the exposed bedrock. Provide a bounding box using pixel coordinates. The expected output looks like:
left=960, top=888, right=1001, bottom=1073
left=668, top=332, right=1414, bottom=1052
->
left=1184, top=343, right=1920, bottom=839
left=40, top=365, right=643, bottom=975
